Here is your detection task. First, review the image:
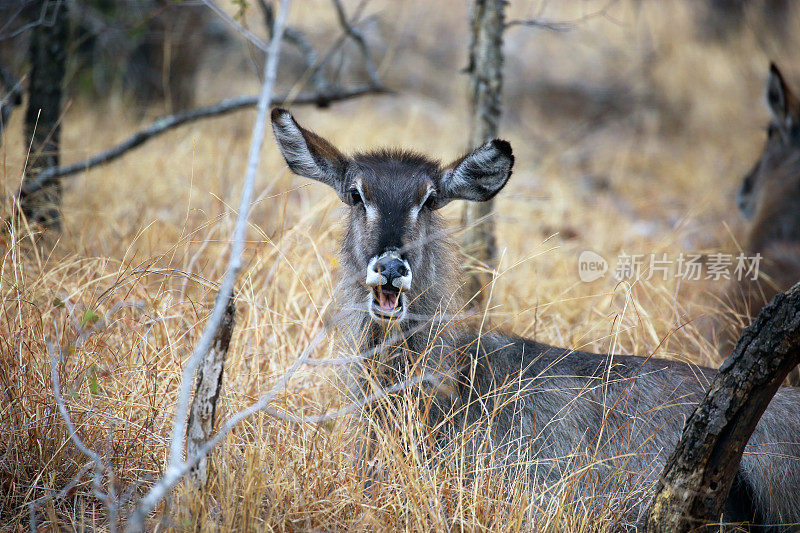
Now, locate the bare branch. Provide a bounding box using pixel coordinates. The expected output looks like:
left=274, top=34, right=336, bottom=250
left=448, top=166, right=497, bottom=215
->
left=331, top=0, right=381, bottom=86
left=14, top=0, right=391, bottom=202
left=167, top=0, right=286, bottom=497
left=29, top=463, right=93, bottom=531
left=127, top=292, right=455, bottom=529
left=126, top=0, right=291, bottom=528
left=16, top=84, right=386, bottom=198
left=505, top=0, right=618, bottom=31
left=130, top=336, right=439, bottom=523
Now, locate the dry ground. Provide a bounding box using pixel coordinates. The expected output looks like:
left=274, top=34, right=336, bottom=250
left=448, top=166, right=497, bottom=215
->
left=2, top=0, right=798, bottom=530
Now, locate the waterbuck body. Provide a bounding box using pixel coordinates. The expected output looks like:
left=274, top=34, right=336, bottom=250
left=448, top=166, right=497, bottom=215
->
left=717, top=64, right=800, bottom=387
left=271, top=108, right=800, bottom=530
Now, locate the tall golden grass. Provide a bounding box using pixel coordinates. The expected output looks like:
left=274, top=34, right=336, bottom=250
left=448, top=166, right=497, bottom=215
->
left=2, top=0, right=798, bottom=530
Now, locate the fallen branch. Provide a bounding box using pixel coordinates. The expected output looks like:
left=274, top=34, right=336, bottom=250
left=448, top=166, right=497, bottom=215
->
left=645, top=281, right=800, bottom=531
left=18, top=83, right=387, bottom=196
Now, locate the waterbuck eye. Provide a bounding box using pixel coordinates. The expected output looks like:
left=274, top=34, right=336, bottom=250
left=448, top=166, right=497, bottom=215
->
left=767, top=124, right=778, bottom=139
left=346, top=189, right=363, bottom=205
left=423, top=193, right=437, bottom=209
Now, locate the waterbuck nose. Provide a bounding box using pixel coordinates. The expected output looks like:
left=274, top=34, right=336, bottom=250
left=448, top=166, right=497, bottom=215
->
left=366, top=251, right=412, bottom=291
left=377, top=256, right=407, bottom=282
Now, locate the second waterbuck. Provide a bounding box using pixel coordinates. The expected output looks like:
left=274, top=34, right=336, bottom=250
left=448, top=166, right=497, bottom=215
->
left=271, top=108, right=800, bottom=530
left=716, top=63, right=800, bottom=387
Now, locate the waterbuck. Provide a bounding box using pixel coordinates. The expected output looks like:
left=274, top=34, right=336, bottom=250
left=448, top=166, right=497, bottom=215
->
left=270, top=108, right=800, bottom=530
left=716, top=63, right=800, bottom=387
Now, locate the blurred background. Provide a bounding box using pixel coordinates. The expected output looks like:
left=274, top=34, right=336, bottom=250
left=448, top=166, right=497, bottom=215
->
left=2, top=0, right=800, bottom=529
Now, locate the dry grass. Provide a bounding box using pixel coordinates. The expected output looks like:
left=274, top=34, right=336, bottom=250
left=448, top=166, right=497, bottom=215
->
left=2, top=0, right=798, bottom=530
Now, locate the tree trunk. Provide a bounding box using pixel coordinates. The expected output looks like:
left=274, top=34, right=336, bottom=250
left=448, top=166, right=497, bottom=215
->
left=645, top=281, right=800, bottom=531
left=0, top=63, right=22, bottom=146
left=186, top=296, right=236, bottom=487
left=461, top=0, right=505, bottom=303
left=20, top=0, right=69, bottom=231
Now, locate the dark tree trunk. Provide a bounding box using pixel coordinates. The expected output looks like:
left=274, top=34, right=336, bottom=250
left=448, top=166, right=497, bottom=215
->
left=0, top=63, right=22, bottom=146
left=20, top=0, right=69, bottom=231
left=645, top=281, right=800, bottom=531
left=461, top=0, right=505, bottom=304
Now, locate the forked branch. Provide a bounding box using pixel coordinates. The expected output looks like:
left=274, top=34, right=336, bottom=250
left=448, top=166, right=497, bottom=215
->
left=35, top=337, right=119, bottom=532
left=331, top=0, right=382, bottom=86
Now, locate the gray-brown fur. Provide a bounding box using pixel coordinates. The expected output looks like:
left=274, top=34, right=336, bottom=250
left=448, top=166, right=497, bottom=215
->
left=271, top=108, right=800, bottom=531
left=717, top=64, right=800, bottom=387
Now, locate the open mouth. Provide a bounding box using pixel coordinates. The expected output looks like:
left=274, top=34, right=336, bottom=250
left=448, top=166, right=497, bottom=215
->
left=370, top=285, right=405, bottom=320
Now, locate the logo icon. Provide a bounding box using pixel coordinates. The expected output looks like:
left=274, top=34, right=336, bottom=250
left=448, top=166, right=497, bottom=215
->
left=578, top=250, right=608, bottom=282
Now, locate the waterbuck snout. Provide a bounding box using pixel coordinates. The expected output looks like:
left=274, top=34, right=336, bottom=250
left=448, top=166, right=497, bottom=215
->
left=365, top=249, right=411, bottom=320
left=270, top=108, right=800, bottom=530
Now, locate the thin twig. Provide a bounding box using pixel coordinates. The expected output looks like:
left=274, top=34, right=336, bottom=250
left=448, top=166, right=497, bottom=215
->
left=258, top=0, right=329, bottom=94
left=29, top=463, right=93, bottom=532
left=262, top=374, right=438, bottom=423
left=505, top=0, right=618, bottom=31
left=200, top=0, right=268, bottom=52
left=0, top=0, right=65, bottom=41
left=126, top=0, right=290, bottom=529
left=46, top=335, right=117, bottom=533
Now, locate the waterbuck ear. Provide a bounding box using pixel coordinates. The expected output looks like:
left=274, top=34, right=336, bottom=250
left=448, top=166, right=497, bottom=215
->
left=437, top=139, right=514, bottom=206
left=766, top=63, right=799, bottom=135
left=271, top=108, right=348, bottom=193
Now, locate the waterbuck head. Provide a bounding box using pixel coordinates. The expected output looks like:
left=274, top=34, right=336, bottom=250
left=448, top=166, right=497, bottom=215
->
left=738, top=63, right=800, bottom=220
left=271, top=108, right=514, bottom=325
